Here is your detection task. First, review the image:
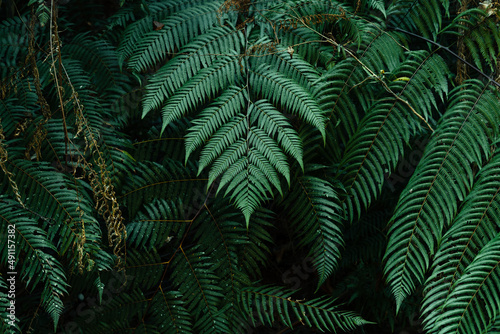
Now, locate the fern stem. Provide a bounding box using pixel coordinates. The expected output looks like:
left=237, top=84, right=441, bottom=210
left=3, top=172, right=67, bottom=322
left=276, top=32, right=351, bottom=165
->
left=49, top=0, right=69, bottom=168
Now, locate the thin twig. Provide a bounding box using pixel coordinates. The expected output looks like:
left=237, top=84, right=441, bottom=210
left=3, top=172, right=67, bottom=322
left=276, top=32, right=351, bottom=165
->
left=49, top=0, right=70, bottom=166
left=390, top=26, right=500, bottom=89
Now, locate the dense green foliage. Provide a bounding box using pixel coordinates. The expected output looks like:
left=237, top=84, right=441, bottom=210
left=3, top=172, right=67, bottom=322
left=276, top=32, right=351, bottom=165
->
left=1, top=0, right=500, bottom=333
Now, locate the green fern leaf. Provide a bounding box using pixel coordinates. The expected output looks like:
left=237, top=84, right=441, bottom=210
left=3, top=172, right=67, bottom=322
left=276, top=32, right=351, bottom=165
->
left=249, top=41, right=320, bottom=89
left=150, top=290, right=193, bottom=333
left=0, top=160, right=103, bottom=263
left=126, top=198, right=186, bottom=250
left=172, top=247, right=229, bottom=333
left=431, top=234, right=500, bottom=334
left=217, top=153, right=275, bottom=224
left=142, top=26, right=244, bottom=115
left=315, top=59, right=364, bottom=145
left=28, top=0, right=50, bottom=26
left=0, top=15, right=30, bottom=78
left=421, top=151, right=500, bottom=333
left=117, top=1, right=182, bottom=64
left=120, top=160, right=203, bottom=218
left=250, top=64, right=327, bottom=140
left=441, top=8, right=500, bottom=72
left=185, top=86, right=247, bottom=163
left=248, top=99, right=304, bottom=170
left=384, top=80, right=500, bottom=312
left=126, top=2, right=221, bottom=72
left=239, top=285, right=372, bottom=332
left=83, top=289, right=149, bottom=332
left=126, top=248, right=164, bottom=291
left=159, top=55, right=242, bottom=131
left=339, top=52, right=448, bottom=221
left=237, top=207, right=274, bottom=277
left=0, top=198, right=68, bottom=329
left=387, top=0, right=444, bottom=40
left=279, top=27, right=324, bottom=64
left=193, top=198, right=255, bottom=329
left=189, top=83, right=308, bottom=223
left=0, top=99, right=29, bottom=138
left=282, top=173, right=344, bottom=288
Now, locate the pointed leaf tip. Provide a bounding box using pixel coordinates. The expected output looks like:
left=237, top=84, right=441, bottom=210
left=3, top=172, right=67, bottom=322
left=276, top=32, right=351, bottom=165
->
left=245, top=213, right=250, bottom=229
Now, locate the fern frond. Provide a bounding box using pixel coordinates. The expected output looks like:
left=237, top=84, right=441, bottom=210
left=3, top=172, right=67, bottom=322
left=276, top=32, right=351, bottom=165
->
left=384, top=80, right=500, bottom=311
left=315, top=32, right=407, bottom=147
left=1, top=74, right=39, bottom=114
left=239, top=285, right=371, bottom=332
left=150, top=290, right=193, bottom=333
left=117, top=0, right=213, bottom=65
left=200, top=116, right=295, bottom=224
left=105, top=3, right=137, bottom=31
left=338, top=96, right=409, bottom=221
left=64, top=34, right=128, bottom=93
left=126, top=248, right=164, bottom=291
left=339, top=52, right=448, bottom=221
left=357, top=0, right=386, bottom=17
left=248, top=99, right=304, bottom=170
left=482, top=319, right=500, bottom=334
left=421, top=151, right=500, bottom=333
left=0, top=160, right=98, bottom=256
left=127, top=198, right=186, bottom=250
left=28, top=0, right=50, bottom=26
left=127, top=2, right=221, bottom=72
left=159, top=55, right=242, bottom=130
left=38, top=119, right=76, bottom=164
left=94, top=131, right=137, bottom=183
left=441, top=8, right=500, bottom=72
left=193, top=198, right=254, bottom=330
left=277, top=27, right=324, bottom=65
left=172, top=247, right=229, bottom=333
left=120, top=160, right=203, bottom=218
left=185, top=86, right=247, bottom=162
left=250, top=64, right=326, bottom=139
left=25, top=251, right=68, bottom=330
left=282, top=172, right=344, bottom=288
left=395, top=52, right=449, bottom=117
left=249, top=41, right=321, bottom=88
left=188, top=78, right=311, bottom=223
left=429, top=234, right=500, bottom=334
left=10, top=0, right=500, bottom=331
left=0, top=15, right=30, bottom=79
left=238, top=207, right=274, bottom=277
left=387, top=0, right=445, bottom=40
left=213, top=142, right=278, bottom=224
left=84, top=289, right=149, bottom=332
left=0, top=198, right=68, bottom=329
left=0, top=99, right=29, bottom=139
left=142, top=26, right=244, bottom=115
left=0, top=33, right=28, bottom=78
